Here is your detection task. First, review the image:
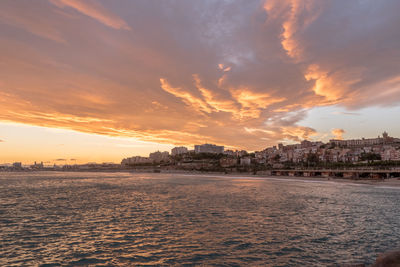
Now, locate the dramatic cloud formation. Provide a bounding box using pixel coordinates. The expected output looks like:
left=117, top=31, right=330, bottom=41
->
left=0, top=0, right=399, bottom=150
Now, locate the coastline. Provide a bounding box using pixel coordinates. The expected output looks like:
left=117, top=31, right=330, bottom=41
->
left=3, top=168, right=400, bottom=187
left=173, top=171, right=400, bottom=187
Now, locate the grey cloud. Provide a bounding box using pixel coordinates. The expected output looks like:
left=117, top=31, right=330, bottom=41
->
left=0, top=0, right=399, bottom=149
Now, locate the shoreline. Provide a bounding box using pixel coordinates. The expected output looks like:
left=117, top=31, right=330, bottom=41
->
left=2, top=169, right=400, bottom=187
left=175, top=172, right=400, bottom=187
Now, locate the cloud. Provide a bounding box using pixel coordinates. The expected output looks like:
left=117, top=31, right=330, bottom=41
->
left=0, top=1, right=399, bottom=151
left=264, top=0, right=400, bottom=107
left=264, top=0, right=322, bottom=60
left=332, top=128, right=345, bottom=140
left=160, top=78, right=213, bottom=114
left=0, top=2, right=66, bottom=43
left=49, top=0, right=130, bottom=30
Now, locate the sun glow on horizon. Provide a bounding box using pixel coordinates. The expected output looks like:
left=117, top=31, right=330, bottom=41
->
left=0, top=122, right=174, bottom=165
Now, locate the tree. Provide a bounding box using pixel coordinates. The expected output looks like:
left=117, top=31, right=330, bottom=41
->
left=307, top=153, right=319, bottom=163
left=360, top=152, right=381, bottom=162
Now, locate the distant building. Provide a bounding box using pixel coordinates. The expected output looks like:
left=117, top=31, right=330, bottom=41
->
left=301, top=140, right=312, bottom=148
left=121, top=130, right=400, bottom=167
left=194, top=144, right=224, bottom=154
left=121, top=156, right=151, bottom=165
left=171, top=146, right=188, bottom=156
left=381, top=147, right=400, bottom=161
left=330, top=132, right=399, bottom=147
left=223, top=150, right=236, bottom=156
left=30, top=161, right=44, bottom=169
left=236, top=150, right=248, bottom=157
left=223, top=149, right=248, bottom=157
left=12, top=162, right=22, bottom=169
left=149, top=151, right=170, bottom=163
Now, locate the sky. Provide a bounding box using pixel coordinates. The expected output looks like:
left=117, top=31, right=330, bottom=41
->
left=0, top=0, right=399, bottom=164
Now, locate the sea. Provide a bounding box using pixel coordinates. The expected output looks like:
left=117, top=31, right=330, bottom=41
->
left=0, top=172, right=399, bottom=266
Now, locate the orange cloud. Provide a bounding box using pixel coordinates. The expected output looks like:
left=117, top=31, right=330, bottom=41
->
left=231, top=89, right=286, bottom=119
left=304, top=64, right=342, bottom=102
left=50, top=0, right=130, bottom=30
left=193, top=75, right=239, bottom=115
left=263, top=0, right=383, bottom=110
left=264, top=0, right=322, bottom=60
left=1, top=0, right=399, bottom=154
left=332, top=128, right=345, bottom=140
left=162, top=75, right=285, bottom=121
left=282, top=126, right=318, bottom=142
left=160, top=78, right=212, bottom=114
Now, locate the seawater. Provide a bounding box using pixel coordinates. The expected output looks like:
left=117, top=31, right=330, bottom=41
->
left=1, top=172, right=399, bottom=266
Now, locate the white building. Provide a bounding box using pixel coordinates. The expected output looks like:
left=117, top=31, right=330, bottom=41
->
left=194, top=144, right=224, bottom=154
left=329, top=132, right=398, bottom=147
left=171, top=146, right=188, bottom=156
left=381, top=147, right=400, bottom=161
left=121, top=156, right=151, bottom=165
left=149, top=151, right=170, bottom=163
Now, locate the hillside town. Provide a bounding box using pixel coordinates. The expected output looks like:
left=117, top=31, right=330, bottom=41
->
left=2, top=132, right=400, bottom=174
left=121, top=132, right=400, bottom=172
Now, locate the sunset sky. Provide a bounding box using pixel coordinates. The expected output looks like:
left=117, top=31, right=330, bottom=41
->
left=1, top=0, right=399, bottom=164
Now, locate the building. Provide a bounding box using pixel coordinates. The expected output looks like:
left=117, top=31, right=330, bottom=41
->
left=329, top=132, right=399, bottom=147
left=330, top=137, right=383, bottom=147
left=12, top=162, right=22, bottom=169
left=149, top=151, right=170, bottom=163
left=381, top=147, right=400, bottom=161
left=171, top=146, right=188, bottom=156
left=236, top=150, right=248, bottom=157
left=194, top=144, right=224, bottom=154
left=223, top=150, right=236, bottom=156
left=30, top=161, right=44, bottom=169
left=121, top=156, right=151, bottom=165
left=121, top=131, right=400, bottom=167
left=223, top=149, right=248, bottom=157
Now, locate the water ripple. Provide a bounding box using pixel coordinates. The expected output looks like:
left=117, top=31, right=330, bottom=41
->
left=0, top=172, right=399, bottom=266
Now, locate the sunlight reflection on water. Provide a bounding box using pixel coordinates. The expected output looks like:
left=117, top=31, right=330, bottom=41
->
left=0, top=172, right=399, bottom=266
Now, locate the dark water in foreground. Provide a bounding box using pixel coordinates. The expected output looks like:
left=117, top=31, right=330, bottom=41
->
left=0, top=172, right=399, bottom=266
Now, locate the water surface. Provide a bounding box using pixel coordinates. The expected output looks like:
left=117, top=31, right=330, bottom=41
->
left=1, top=172, right=399, bottom=266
